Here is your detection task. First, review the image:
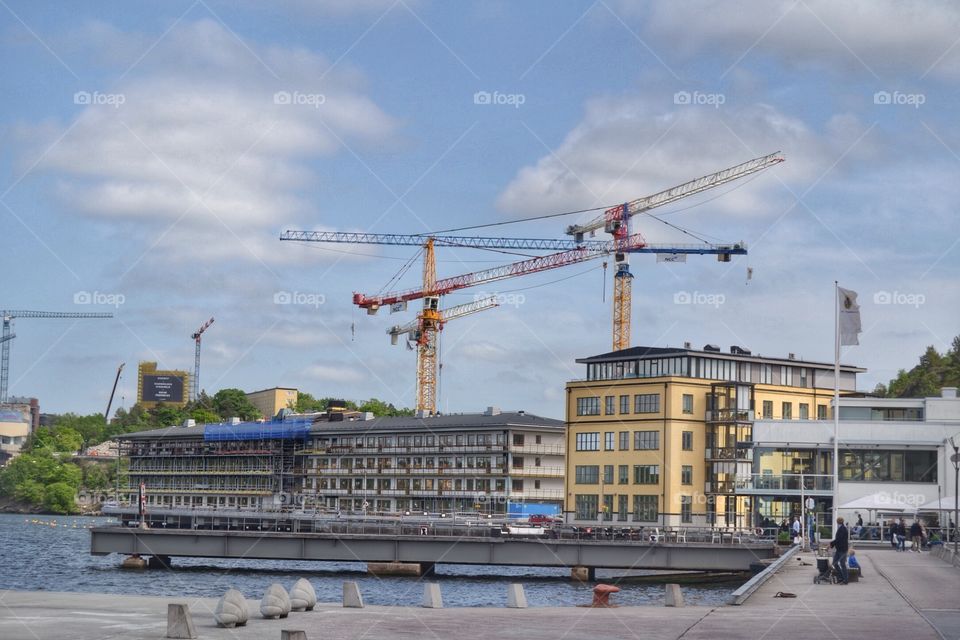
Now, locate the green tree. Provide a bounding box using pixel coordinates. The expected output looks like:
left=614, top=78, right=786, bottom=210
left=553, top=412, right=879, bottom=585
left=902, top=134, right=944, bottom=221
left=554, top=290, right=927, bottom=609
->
left=881, top=337, right=960, bottom=397
left=212, top=389, right=261, bottom=421
left=83, top=463, right=110, bottom=491
left=52, top=413, right=107, bottom=447
left=43, top=482, right=78, bottom=514
left=13, top=479, right=45, bottom=504
left=293, top=391, right=326, bottom=413
left=358, top=398, right=414, bottom=417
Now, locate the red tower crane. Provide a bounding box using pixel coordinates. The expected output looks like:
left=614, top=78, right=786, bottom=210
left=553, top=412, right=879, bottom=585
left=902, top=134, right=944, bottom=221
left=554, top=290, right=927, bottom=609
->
left=191, top=317, right=214, bottom=402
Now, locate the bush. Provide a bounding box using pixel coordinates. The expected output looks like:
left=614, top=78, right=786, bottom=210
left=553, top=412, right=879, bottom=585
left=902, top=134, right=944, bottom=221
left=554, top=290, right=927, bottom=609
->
left=44, top=482, right=78, bottom=514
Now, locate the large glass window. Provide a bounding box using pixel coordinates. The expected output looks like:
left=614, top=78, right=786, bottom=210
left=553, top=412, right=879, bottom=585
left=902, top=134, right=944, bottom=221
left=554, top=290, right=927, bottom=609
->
left=839, top=450, right=936, bottom=483
left=817, top=404, right=828, bottom=420
left=634, top=465, right=660, bottom=484
left=682, top=394, right=694, bottom=414
left=681, top=496, right=692, bottom=523
left=576, top=397, right=600, bottom=416
left=603, top=465, right=614, bottom=484
left=762, top=400, right=773, bottom=419
left=575, top=432, right=600, bottom=451
left=634, top=495, right=658, bottom=521
left=604, top=396, right=615, bottom=415
left=575, top=465, right=599, bottom=484
left=634, top=431, right=660, bottom=450
left=634, top=393, right=660, bottom=413
left=618, top=465, right=629, bottom=484
left=681, top=465, right=693, bottom=485
left=618, top=431, right=629, bottom=450
left=575, top=494, right=598, bottom=520
left=682, top=431, right=694, bottom=451
left=604, top=432, right=614, bottom=451
left=620, top=395, right=630, bottom=414
left=799, top=403, right=809, bottom=420
left=782, top=402, right=792, bottom=419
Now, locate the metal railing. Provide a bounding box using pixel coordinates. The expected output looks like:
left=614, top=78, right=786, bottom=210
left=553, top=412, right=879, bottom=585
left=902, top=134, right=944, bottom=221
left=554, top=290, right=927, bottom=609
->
left=735, top=473, right=833, bottom=492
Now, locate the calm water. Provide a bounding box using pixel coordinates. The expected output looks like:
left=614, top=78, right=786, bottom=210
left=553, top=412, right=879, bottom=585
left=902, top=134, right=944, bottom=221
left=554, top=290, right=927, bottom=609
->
left=0, top=514, right=740, bottom=607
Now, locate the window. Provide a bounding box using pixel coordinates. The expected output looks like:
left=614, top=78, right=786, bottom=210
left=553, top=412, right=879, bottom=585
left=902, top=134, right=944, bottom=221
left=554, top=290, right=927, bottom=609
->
left=618, top=431, right=629, bottom=450
left=680, top=496, right=692, bottom=523
left=575, top=465, right=599, bottom=484
left=799, top=403, right=809, bottom=420
left=536, top=435, right=542, bottom=444
left=759, top=365, right=773, bottom=384
left=799, top=368, right=808, bottom=387
left=681, top=465, right=693, bottom=485
left=575, top=494, right=598, bottom=519
left=782, top=402, right=792, bottom=419
left=634, top=464, right=660, bottom=484
left=512, top=456, right=524, bottom=469
left=575, top=432, right=600, bottom=451
left=620, top=395, right=630, bottom=414
left=604, top=432, right=614, bottom=451
left=634, top=431, right=660, bottom=450
left=633, top=495, right=658, bottom=522
left=762, top=400, right=773, bottom=419
left=604, top=395, right=615, bottom=415
left=725, top=498, right=736, bottom=526
left=682, top=394, right=694, bottom=414
left=618, top=495, right=628, bottom=520
left=576, top=397, right=601, bottom=416
left=634, top=393, right=660, bottom=413
left=618, top=465, right=628, bottom=484
left=780, top=366, right=793, bottom=386
left=817, top=404, right=828, bottom=420
left=534, top=480, right=541, bottom=489
left=682, top=431, right=694, bottom=451
left=603, top=465, right=614, bottom=484
left=513, top=434, right=524, bottom=446
left=511, top=479, right=523, bottom=492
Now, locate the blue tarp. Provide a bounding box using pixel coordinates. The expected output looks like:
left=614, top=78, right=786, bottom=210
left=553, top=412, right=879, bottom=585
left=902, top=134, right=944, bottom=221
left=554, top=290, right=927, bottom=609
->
left=203, top=420, right=312, bottom=441
left=507, top=502, right=561, bottom=518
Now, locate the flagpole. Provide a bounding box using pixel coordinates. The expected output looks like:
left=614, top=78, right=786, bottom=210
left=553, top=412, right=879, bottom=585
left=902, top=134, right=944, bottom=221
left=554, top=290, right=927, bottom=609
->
left=833, top=280, right=840, bottom=539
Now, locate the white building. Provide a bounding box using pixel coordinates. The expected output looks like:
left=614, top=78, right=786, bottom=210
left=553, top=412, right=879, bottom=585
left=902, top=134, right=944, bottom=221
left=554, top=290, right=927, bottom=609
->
left=741, top=387, right=959, bottom=526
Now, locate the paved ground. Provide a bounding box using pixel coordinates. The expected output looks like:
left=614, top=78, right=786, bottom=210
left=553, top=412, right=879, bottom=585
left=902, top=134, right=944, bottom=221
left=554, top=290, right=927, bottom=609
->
left=1, top=548, right=956, bottom=639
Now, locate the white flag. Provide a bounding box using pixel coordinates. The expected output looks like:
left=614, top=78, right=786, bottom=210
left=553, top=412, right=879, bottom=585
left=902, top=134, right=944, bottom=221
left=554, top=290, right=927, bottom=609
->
left=838, top=286, right=862, bottom=346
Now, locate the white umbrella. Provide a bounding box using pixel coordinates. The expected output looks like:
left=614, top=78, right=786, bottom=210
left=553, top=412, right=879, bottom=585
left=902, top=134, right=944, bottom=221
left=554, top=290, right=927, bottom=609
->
left=837, top=492, right=910, bottom=511
left=916, top=496, right=958, bottom=511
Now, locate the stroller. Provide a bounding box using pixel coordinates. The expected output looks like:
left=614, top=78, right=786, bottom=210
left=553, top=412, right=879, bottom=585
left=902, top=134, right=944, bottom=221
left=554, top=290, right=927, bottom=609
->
left=813, top=556, right=841, bottom=584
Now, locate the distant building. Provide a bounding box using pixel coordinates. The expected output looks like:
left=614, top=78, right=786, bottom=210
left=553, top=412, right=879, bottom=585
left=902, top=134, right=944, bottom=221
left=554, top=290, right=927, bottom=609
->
left=0, top=397, right=39, bottom=465
left=114, top=408, right=565, bottom=517
left=246, top=387, right=298, bottom=419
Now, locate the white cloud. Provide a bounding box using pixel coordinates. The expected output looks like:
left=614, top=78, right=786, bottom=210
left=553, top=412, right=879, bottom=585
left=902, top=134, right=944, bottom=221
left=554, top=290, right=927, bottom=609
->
left=22, top=19, right=398, bottom=235
left=633, top=0, right=960, bottom=78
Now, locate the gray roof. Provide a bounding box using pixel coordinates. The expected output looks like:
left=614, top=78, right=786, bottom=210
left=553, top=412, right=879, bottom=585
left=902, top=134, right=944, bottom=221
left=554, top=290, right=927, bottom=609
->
left=118, top=411, right=565, bottom=441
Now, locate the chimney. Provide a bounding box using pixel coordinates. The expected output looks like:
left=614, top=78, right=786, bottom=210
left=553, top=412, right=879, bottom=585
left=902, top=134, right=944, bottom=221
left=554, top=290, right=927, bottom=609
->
left=942, top=387, right=958, bottom=399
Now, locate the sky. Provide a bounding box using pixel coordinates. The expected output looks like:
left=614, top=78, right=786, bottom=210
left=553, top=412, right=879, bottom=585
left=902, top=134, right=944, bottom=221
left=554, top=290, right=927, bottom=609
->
left=1, top=0, right=958, bottom=420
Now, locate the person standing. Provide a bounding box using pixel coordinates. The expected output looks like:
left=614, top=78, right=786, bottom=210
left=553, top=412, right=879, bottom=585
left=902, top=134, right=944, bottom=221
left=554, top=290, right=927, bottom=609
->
left=910, top=520, right=923, bottom=553
left=829, top=516, right=850, bottom=584
left=792, top=516, right=802, bottom=541
left=897, top=518, right=907, bottom=552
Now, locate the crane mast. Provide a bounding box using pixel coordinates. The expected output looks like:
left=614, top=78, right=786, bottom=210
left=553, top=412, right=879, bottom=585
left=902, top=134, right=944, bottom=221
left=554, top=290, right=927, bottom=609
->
left=191, top=317, right=215, bottom=402
left=1, top=310, right=113, bottom=403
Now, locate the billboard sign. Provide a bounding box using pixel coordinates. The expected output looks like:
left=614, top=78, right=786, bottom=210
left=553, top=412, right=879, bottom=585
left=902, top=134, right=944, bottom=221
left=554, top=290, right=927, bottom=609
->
left=141, top=374, right=185, bottom=403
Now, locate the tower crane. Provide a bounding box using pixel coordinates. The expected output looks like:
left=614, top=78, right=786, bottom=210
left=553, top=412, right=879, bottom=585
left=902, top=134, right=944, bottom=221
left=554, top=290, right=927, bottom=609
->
left=1, top=310, right=113, bottom=403
left=191, top=317, right=214, bottom=402
left=564, top=151, right=784, bottom=350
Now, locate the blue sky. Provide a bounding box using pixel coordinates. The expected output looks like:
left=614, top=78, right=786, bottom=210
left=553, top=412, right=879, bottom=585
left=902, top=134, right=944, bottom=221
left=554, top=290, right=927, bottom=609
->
left=2, top=0, right=958, bottom=418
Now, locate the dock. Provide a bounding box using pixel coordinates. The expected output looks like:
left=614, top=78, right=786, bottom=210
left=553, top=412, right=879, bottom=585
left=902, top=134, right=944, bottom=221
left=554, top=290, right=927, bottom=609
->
left=2, top=547, right=957, bottom=639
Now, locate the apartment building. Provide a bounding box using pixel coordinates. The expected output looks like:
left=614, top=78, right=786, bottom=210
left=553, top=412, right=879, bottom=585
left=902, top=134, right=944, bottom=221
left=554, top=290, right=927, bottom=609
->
left=117, top=408, right=565, bottom=517
left=246, top=387, right=299, bottom=420
left=565, top=343, right=863, bottom=527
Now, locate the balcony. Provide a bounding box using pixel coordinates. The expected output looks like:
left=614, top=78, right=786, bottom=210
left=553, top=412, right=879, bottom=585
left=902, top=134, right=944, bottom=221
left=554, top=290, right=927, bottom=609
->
left=706, top=409, right=754, bottom=423
left=735, top=473, right=833, bottom=495
left=508, top=466, right=565, bottom=478
left=705, top=447, right=753, bottom=462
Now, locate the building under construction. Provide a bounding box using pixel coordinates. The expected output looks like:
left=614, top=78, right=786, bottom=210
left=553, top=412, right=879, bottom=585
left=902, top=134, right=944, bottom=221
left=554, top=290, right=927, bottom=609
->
left=112, top=406, right=565, bottom=521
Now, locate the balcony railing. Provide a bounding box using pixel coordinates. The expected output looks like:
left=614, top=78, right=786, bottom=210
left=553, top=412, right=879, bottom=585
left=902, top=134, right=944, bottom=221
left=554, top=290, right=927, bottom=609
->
left=735, top=473, right=833, bottom=493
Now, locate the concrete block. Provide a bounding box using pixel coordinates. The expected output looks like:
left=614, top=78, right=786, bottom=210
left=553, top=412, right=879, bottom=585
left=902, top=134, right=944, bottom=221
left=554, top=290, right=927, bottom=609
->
left=665, top=583, right=684, bottom=607
left=214, top=589, right=249, bottom=628
left=570, top=566, right=595, bottom=582
left=506, top=583, right=527, bottom=608
left=121, top=555, right=147, bottom=569
left=343, top=581, right=364, bottom=608
left=166, top=603, right=197, bottom=639
left=280, top=631, right=307, bottom=640
left=261, top=583, right=292, bottom=619
left=290, top=578, right=317, bottom=612
left=422, top=583, right=443, bottom=608
left=367, top=562, right=423, bottom=576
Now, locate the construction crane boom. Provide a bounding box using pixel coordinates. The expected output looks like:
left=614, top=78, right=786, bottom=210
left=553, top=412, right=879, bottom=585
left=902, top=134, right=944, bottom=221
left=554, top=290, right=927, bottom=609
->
left=1, top=310, right=113, bottom=403
left=191, top=317, right=215, bottom=402
left=564, top=151, right=784, bottom=239
left=388, top=297, right=499, bottom=343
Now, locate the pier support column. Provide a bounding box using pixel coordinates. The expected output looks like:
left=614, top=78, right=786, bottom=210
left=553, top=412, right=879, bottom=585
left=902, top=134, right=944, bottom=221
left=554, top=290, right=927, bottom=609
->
left=420, top=562, right=436, bottom=577
left=570, top=566, right=595, bottom=582
left=121, top=554, right=147, bottom=569
left=367, top=562, right=426, bottom=577
left=149, top=555, right=172, bottom=569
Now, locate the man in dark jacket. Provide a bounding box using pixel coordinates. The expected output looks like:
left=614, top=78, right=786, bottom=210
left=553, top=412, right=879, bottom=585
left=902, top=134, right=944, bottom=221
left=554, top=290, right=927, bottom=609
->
left=910, top=521, right=923, bottom=552
left=829, top=517, right=850, bottom=584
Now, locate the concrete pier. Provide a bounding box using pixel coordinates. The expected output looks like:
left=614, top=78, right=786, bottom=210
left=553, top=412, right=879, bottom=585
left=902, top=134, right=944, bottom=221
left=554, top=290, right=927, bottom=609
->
left=366, top=562, right=430, bottom=577
left=1, top=550, right=957, bottom=639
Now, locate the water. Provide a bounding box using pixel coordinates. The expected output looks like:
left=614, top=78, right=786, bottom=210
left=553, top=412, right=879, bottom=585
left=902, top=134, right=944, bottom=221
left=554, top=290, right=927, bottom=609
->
left=0, top=514, right=741, bottom=607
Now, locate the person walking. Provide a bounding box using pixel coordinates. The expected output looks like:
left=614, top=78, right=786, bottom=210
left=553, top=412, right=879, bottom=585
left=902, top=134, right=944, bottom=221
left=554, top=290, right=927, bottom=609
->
left=897, top=519, right=907, bottom=551
left=829, top=516, right=850, bottom=584
left=791, top=516, right=802, bottom=542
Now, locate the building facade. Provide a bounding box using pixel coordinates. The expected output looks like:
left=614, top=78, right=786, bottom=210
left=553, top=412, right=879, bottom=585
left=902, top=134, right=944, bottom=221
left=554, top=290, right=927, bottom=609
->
left=565, top=344, right=863, bottom=527
left=746, top=387, right=960, bottom=527
left=0, top=397, right=38, bottom=465
left=117, top=409, right=565, bottom=517
left=246, top=387, right=299, bottom=420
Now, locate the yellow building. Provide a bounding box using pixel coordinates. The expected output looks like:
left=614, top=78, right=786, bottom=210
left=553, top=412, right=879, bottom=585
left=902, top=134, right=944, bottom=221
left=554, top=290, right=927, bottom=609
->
left=246, top=387, right=298, bottom=420
left=137, top=362, right=189, bottom=409
left=565, top=344, right=862, bottom=528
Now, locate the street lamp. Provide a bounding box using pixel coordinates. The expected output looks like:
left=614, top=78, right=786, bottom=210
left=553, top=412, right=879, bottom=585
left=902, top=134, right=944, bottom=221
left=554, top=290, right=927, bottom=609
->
left=949, top=436, right=959, bottom=557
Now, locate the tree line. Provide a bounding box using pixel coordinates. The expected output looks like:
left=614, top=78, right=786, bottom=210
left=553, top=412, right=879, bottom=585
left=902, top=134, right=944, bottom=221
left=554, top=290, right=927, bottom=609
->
left=874, top=335, right=960, bottom=397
